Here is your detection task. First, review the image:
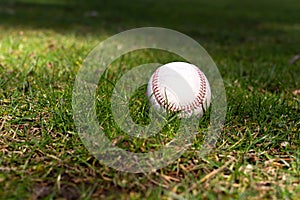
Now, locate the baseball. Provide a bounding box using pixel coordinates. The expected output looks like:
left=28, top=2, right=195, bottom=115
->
left=146, top=62, right=211, bottom=118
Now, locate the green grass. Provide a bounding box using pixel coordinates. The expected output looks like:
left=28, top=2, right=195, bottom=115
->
left=0, top=0, right=300, bottom=199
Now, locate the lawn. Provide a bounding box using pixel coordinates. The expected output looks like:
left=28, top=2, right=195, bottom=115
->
left=0, top=0, right=299, bottom=199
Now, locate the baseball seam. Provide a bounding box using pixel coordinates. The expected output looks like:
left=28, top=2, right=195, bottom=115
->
left=152, top=67, right=207, bottom=114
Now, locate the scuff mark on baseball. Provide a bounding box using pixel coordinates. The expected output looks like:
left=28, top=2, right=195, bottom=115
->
left=146, top=62, right=211, bottom=118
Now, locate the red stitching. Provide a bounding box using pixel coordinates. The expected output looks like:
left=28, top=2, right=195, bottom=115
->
left=152, top=66, right=207, bottom=114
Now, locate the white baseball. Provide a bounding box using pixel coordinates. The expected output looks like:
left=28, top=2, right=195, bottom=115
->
left=146, top=62, right=211, bottom=118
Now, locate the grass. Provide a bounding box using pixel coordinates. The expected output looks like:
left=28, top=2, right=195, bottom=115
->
left=0, top=0, right=300, bottom=199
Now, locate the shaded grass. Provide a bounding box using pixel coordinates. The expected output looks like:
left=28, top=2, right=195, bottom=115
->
left=0, top=0, right=300, bottom=199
